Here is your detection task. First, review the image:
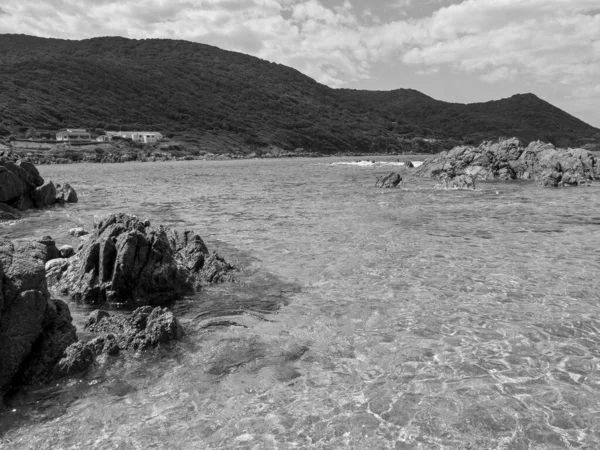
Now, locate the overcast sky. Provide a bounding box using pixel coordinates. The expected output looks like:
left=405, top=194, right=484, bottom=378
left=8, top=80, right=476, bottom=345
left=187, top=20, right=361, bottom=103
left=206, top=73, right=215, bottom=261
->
left=1, top=0, right=599, bottom=127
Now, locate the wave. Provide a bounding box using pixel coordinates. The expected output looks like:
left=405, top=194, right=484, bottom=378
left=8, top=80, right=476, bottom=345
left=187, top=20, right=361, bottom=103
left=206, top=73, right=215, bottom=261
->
left=329, top=160, right=424, bottom=168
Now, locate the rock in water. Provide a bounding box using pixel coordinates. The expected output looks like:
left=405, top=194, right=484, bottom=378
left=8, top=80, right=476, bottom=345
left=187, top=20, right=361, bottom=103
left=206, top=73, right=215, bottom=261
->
left=52, top=213, right=235, bottom=305
left=55, top=307, right=184, bottom=377
left=438, top=175, right=476, bottom=190
left=56, top=183, right=78, bottom=204
left=0, top=238, right=77, bottom=392
left=375, top=172, right=403, bottom=188
left=415, top=138, right=599, bottom=187
left=0, top=148, right=77, bottom=209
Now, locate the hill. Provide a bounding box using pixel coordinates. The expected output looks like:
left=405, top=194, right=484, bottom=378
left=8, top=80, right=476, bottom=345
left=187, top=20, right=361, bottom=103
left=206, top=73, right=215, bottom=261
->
left=0, top=34, right=598, bottom=154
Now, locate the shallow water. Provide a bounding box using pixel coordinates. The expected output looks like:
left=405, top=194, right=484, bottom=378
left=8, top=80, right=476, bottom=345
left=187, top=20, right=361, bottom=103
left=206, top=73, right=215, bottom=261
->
left=2, top=157, right=600, bottom=449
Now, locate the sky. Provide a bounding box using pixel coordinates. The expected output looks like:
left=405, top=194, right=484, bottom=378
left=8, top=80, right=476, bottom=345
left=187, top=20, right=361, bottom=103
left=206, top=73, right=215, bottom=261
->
left=1, top=0, right=599, bottom=127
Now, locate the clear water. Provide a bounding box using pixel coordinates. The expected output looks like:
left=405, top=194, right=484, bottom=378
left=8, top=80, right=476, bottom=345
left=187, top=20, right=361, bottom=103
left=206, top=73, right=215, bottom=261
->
left=2, top=157, right=600, bottom=449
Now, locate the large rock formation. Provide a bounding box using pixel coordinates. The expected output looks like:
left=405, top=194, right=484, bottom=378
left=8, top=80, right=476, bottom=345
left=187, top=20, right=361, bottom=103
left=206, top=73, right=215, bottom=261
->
left=51, top=213, right=235, bottom=305
left=415, top=138, right=599, bottom=187
left=0, top=148, right=77, bottom=216
left=0, top=238, right=77, bottom=393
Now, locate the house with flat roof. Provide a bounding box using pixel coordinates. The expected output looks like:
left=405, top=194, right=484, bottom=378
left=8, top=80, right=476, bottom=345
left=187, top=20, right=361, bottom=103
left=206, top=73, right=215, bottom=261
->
left=106, top=131, right=163, bottom=144
left=56, top=129, right=92, bottom=141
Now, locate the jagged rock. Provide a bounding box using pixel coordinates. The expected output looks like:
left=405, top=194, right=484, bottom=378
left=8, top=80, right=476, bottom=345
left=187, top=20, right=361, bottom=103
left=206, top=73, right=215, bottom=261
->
left=59, top=245, right=75, bottom=258
left=405, top=161, right=414, bottom=168
left=0, top=149, right=77, bottom=210
left=68, top=227, right=89, bottom=237
left=55, top=307, right=183, bottom=377
left=0, top=238, right=76, bottom=392
left=85, top=306, right=184, bottom=351
left=56, top=183, right=78, bottom=204
left=53, top=213, right=235, bottom=305
left=375, top=172, right=403, bottom=188
left=415, top=138, right=599, bottom=187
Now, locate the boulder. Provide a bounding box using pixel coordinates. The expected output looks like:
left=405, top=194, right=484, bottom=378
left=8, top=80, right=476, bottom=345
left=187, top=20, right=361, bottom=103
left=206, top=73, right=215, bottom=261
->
left=37, top=235, right=61, bottom=262
left=375, top=172, right=403, bottom=188
left=58, top=245, right=75, bottom=258
left=55, top=307, right=183, bottom=377
left=415, top=138, right=599, bottom=188
left=0, top=202, right=20, bottom=220
left=0, top=238, right=77, bottom=393
left=56, top=183, right=78, bottom=204
left=0, top=148, right=77, bottom=209
left=31, top=180, right=56, bottom=207
left=52, top=213, right=235, bottom=305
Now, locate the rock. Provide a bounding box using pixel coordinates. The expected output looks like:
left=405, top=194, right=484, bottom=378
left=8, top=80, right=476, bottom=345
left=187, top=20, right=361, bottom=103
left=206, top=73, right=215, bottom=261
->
left=375, top=172, right=403, bottom=188
left=56, top=183, right=78, bottom=204
left=53, top=341, right=96, bottom=378
left=58, top=245, right=75, bottom=258
left=37, top=235, right=61, bottom=262
left=53, top=213, right=235, bottom=305
left=31, top=180, right=56, bottom=207
left=68, top=227, right=89, bottom=237
left=85, top=306, right=184, bottom=351
left=45, top=258, right=70, bottom=285
left=439, top=175, right=476, bottom=190
left=415, top=138, right=599, bottom=188
left=0, top=149, right=77, bottom=210
left=405, top=161, right=414, bottom=168
left=55, top=307, right=183, bottom=377
left=16, top=299, right=77, bottom=385
left=537, top=170, right=562, bottom=188
left=0, top=165, right=27, bottom=204
left=0, top=202, right=20, bottom=220
left=0, top=238, right=76, bottom=392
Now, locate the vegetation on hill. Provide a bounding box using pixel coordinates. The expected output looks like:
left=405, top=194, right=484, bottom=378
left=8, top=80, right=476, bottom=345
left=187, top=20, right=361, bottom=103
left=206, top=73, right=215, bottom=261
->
left=1, top=34, right=598, bottom=154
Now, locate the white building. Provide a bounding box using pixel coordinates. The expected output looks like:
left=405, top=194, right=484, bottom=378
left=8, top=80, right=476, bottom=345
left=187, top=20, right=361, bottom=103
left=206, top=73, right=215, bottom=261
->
left=106, top=131, right=164, bottom=144
left=56, top=129, right=92, bottom=141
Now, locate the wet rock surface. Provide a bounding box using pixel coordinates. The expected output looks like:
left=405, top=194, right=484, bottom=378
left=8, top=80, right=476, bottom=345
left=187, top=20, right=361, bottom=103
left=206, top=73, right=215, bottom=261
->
left=52, top=213, right=235, bottom=305
left=0, top=148, right=77, bottom=215
left=55, top=307, right=184, bottom=377
left=0, top=238, right=77, bottom=393
left=375, top=172, right=403, bottom=188
left=415, top=138, right=599, bottom=187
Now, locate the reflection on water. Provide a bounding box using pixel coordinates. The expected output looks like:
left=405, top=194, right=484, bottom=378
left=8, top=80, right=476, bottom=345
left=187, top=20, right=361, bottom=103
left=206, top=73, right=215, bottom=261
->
left=2, top=157, right=600, bottom=449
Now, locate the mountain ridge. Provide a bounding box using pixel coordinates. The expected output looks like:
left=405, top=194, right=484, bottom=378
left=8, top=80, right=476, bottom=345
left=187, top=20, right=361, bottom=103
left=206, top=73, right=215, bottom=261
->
left=1, top=34, right=598, bottom=154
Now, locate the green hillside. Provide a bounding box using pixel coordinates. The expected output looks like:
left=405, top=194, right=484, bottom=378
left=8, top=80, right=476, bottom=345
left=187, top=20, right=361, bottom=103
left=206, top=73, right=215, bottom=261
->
left=1, top=34, right=598, bottom=154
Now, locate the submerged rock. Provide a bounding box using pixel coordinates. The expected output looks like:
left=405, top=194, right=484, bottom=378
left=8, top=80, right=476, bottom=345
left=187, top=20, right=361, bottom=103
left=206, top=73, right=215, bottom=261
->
left=55, top=307, right=184, bottom=377
left=375, top=172, right=403, bottom=188
left=415, top=138, right=599, bottom=187
left=52, top=213, right=235, bottom=305
left=0, top=238, right=77, bottom=392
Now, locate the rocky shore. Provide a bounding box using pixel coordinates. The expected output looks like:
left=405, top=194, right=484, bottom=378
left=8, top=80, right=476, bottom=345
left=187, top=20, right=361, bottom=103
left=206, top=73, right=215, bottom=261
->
left=0, top=151, right=236, bottom=403
left=0, top=147, right=77, bottom=220
left=415, top=138, right=599, bottom=187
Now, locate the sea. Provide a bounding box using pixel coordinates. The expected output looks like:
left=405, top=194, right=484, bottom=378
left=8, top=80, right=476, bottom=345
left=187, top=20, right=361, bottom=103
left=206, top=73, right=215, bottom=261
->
left=1, top=156, right=600, bottom=449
